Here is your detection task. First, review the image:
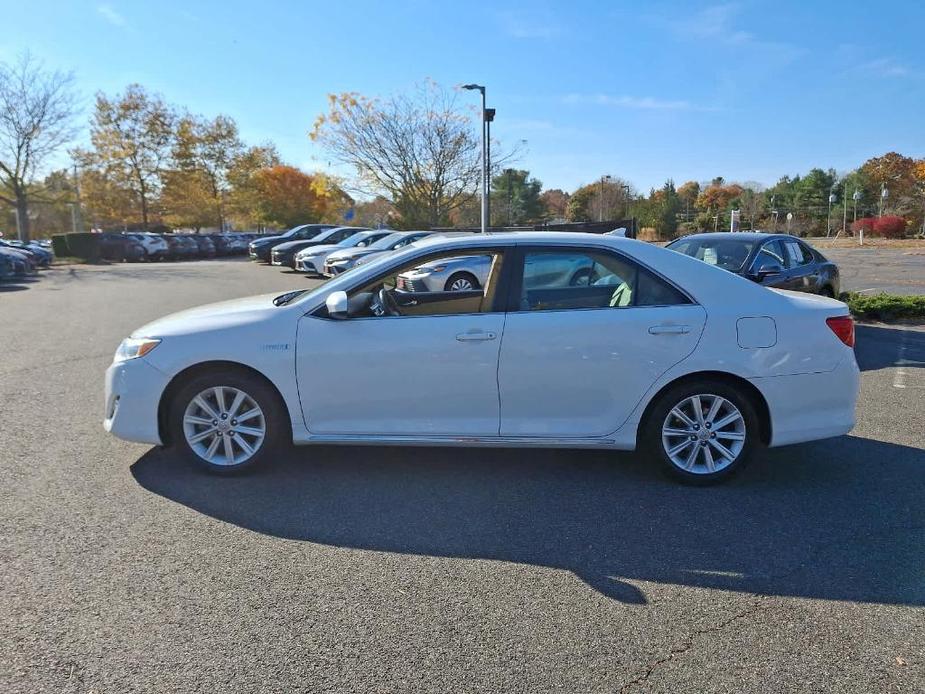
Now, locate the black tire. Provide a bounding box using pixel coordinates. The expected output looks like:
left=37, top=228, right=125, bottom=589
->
left=444, top=272, right=480, bottom=292
left=819, top=285, right=835, bottom=298
left=168, top=369, right=288, bottom=475
left=642, top=378, right=760, bottom=485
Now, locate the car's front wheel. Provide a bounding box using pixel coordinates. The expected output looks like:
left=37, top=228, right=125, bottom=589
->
left=444, top=272, right=480, bottom=291
left=643, top=379, right=759, bottom=484
left=168, top=370, right=286, bottom=474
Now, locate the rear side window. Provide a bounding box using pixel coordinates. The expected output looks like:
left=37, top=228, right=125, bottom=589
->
left=518, top=249, right=690, bottom=311
left=783, top=240, right=812, bottom=266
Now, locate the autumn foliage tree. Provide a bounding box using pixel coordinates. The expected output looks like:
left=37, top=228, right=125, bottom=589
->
left=77, top=84, right=175, bottom=230
left=248, top=165, right=342, bottom=228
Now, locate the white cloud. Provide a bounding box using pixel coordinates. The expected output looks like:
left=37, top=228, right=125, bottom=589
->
left=668, top=3, right=799, bottom=61
left=563, top=93, right=706, bottom=111
left=497, top=10, right=560, bottom=39
left=97, top=4, right=126, bottom=27
left=856, top=57, right=911, bottom=78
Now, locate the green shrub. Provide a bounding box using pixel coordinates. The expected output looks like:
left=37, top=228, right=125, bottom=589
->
left=51, top=234, right=69, bottom=257
left=840, top=292, right=925, bottom=321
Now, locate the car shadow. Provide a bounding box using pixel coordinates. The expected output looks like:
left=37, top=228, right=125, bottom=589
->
left=856, top=323, right=925, bottom=371
left=0, top=282, right=29, bottom=292
left=132, top=435, right=925, bottom=606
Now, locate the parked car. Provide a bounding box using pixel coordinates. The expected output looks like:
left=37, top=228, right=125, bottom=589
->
left=97, top=232, right=146, bottom=262
left=103, top=232, right=859, bottom=484
left=248, top=224, right=336, bottom=262
left=0, top=252, right=19, bottom=280
left=0, top=245, right=34, bottom=276
left=163, top=234, right=200, bottom=260
left=323, top=231, right=432, bottom=276
left=273, top=226, right=369, bottom=269
left=292, top=229, right=391, bottom=275
left=124, top=232, right=169, bottom=261
left=192, top=235, right=217, bottom=258
left=666, top=232, right=840, bottom=297
left=2, top=240, right=53, bottom=268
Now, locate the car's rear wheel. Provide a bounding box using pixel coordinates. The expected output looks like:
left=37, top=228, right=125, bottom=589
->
left=445, top=272, right=480, bottom=291
left=168, top=370, right=286, bottom=474
left=819, top=285, right=835, bottom=298
left=643, top=379, right=759, bottom=484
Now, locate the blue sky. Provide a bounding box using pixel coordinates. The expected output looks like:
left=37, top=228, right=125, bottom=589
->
left=2, top=1, right=923, bottom=193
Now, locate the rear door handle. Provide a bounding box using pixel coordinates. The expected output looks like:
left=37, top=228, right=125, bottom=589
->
left=648, top=325, right=690, bottom=335
left=456, top=331, right=497, bottom=342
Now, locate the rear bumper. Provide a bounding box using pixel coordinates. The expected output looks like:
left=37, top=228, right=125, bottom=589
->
left=103, top=358, right=170, bottom=445
left=750, top=354, right=859, bottom=447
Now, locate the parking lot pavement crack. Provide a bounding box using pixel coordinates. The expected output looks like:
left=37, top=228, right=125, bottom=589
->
left=618, top=597, right=768, bottom=693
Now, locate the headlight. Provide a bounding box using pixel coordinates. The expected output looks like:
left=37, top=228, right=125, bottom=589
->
left=415, top=265, right=444, bottom=275
left=114, top=337, right=161, bottom=362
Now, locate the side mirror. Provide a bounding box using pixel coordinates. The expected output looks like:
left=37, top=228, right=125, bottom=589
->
left=752, top=261, right=783, bottom=280
left=326, top=290, right=349, bottom=319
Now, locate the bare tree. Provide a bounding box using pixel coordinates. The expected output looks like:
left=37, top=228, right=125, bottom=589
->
left=311, top=82, right=515, bottom=228
left=0, top=53, right=78, bottom=241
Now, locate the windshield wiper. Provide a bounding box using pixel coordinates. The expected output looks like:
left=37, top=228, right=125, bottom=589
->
left=273, top=290, right=307, bottom=306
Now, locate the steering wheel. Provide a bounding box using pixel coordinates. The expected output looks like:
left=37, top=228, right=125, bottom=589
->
left=378, top=287, right=401, bottom=317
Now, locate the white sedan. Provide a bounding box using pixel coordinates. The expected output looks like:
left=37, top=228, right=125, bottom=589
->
left=104, top=232, right=859, bottom=484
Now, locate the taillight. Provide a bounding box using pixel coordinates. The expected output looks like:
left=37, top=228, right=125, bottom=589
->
left=826, top=316, right=855, bottom=348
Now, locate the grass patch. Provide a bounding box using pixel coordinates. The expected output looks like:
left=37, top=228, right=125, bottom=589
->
left=839, top=292, right=925, bottom=322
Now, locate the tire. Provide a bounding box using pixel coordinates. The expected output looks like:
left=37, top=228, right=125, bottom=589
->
left=642, top=379, right=759, bottom=485
left=444, top=272, right=480, bottom=292
left=168, top=369, right=288, bottom=474
left=819, top=285, right=835, bottom=298
left=569, top=267, right=593, bottom=286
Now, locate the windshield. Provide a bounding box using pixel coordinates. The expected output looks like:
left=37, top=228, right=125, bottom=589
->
left=367, top=232, right=404, bottom=250
left=666, top=237, right=757, bottom=272
left=337, top=232, right=375, bottom=248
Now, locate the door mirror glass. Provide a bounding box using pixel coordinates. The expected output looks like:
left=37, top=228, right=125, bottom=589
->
left=326, top=291, right=349, bottom=319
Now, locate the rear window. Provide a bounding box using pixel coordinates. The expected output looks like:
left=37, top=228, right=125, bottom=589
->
left=667, top=237, right=756, bottom=272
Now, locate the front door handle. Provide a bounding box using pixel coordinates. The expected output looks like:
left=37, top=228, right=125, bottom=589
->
left=456, top=331, right=497, bottom=342
left=648, top=325, right=690, bottom=335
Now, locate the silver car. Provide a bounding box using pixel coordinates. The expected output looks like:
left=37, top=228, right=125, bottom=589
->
left=395, top=251, right=597, bottom=293
left=323, top=231, right=431, bottom=277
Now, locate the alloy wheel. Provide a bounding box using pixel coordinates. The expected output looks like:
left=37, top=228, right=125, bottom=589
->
left=661, top=394, right=746, bottom=475
left=182, top=386, right=266, bottom=466
left=449, top=277, right=474, bottom=291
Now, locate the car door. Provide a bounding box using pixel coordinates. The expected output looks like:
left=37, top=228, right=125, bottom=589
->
left=781, top=238, right=818, bottom=292
left=750, top=240, right=792, bottom=289
left=296, top=247, right=510, bottom=436
left=498, top=246, right=706, bottom=438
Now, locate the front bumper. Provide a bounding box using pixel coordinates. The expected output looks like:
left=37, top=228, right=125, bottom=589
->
left=295, top=256, right=324, bottom=274
left=323, top=261, right=352, bottom=277
left=249, top=246, right=272, bottom=261
left=104, top=358, right=171, bottom=445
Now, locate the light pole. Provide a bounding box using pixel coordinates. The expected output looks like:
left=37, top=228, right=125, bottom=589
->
left=827, top=189, right=836, bottom=237
left=879, top=184, right=889, bottom=217
left=852, top=189, right=861, bottom=224
left=462, top=84, right=487, bottom=232
left=599, top=174, right=612, bottom=222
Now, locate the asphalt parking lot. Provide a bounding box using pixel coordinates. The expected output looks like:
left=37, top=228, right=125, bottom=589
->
left=825, top=247, right=925, bottom=295
left=2, top=259, right=924, bottom=693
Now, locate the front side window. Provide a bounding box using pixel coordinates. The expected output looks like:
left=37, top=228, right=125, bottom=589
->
left=343, top=249, right=506, bottom=318
left=753, top=240, right=787, bottom=273
left=518, top=249, right=688, bottom=311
